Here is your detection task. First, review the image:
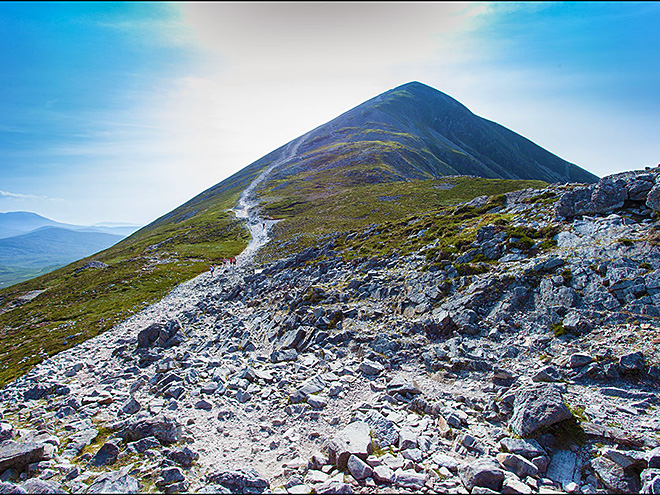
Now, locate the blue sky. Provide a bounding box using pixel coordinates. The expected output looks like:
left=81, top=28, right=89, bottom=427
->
left=1, top=2, right=659, bottom=225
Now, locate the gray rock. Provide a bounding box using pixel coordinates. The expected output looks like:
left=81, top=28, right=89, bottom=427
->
left=270, top=349, right=298, bottom=363
left=532, top=366, right=561, bottom=383
left=592, top=178, right=628, bottom=213
left=170, top=446, right=199, bottom=468
left=0, top=442, right=45, bottom=472
left=200, top=381, right=218, bottom=395
left=569, top=353, right=593, bottom=368
left=347, top=454, right=372, bottom=480
left=327, top=421, right=373, bottom=470
left=0, top=482, right=27, bottom=494
left=118, top=415, right=181, bottom=445
left=387, top=375, right=421, bottom=396
left=359, top=410, right=398, bottom=448
left=592, top=455, right=641, bottom=493
left=278, top=328, right=306, bottom=351
left=121, top=397, right=141, bottom=415
left=137, top=320, right=181, bottom=349
left=0, top=424, right=13, bottom=443
left=496, top=452, right=539, bottom=478
left=401, top=448, right=423, bottom=462
left=86, top=466, right=139, bottom=493
left=398, top=426, right=418, bottom=450
left=499, top=438, right=545, bottom=459
left=91, top=442, right=119, bottom=467
left=501, top=477, right=533, bottom=494
left=603, top=448, right=647, bottom=471
left=431, top=452, right=460, bottom=471
left=157, top=467, right=185, bottom=487
left=126, top=436, right=160, bottom=454
left=555, top=186, right=593, bottom=219
left=206, top=468, right=269, bottom=494
left=18, top=479, right=63, bottom=494
left=626, top=176, right=654, bottom=201
left=236, top=390, right=251, bottom=403
left=314, top=481, right=354, bottom=494
left=546, top=449, right=578, bottom=486
left=359, top=359, right=384, bottom=375
left=619, top=351, right=646, bottom=374
left=459, top=459, right=505, bottom=492
left=307, top=395, right=328, bottom=409
left=299, top=375, right=326, bottom=396
left=562, top=312, right=593, bottom=334
left=393, top=469, right=426, bottom=490
left=508, top=384, right=573, bottom=437
left=195, top=399, right=213, bottom=410
left=647, top=184, right=660, bottom=212
left=648, top=447, right=660, bottom=469
left=373, top=465, right=395, bottom=484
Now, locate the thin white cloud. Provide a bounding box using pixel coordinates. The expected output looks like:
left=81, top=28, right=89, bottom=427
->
left=0, top=190, right=62, bottom=201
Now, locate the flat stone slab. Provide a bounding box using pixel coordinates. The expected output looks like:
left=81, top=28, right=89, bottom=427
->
left=546, top=449, right=578, bottom=486
left=0, top=442, right=45, bottom=473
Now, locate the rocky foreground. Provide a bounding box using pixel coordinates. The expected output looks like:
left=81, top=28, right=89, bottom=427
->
left=1, top=168, right=660, bottom=494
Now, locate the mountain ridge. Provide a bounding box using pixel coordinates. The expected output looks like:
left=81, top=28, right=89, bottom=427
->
left=262, top=81, right=598, bottom=185
left=0, top=81, right=603, bottom=387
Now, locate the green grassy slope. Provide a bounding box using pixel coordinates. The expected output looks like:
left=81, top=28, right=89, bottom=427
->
left=0, top=182, right=250, bottom=387
left=259, top=175, right=548, bottom=260
left=264, top=82, right=599, bottom=188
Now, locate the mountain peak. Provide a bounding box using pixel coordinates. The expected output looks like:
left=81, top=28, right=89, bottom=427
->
left=255, top=81, right=598, bottom=188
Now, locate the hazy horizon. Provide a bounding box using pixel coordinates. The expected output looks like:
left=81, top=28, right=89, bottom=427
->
left=1, top=2, right=659, bottom=226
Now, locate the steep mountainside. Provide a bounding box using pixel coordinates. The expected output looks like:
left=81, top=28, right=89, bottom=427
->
left=0, top=81, right=594, bottom=386
left=258, top=81, right=598, bottom=188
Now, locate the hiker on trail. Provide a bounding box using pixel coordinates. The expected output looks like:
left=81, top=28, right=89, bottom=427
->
left=209, top=265, right=215, bottom=276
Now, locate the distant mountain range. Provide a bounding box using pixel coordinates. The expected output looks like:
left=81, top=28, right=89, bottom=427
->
left=0, top=211, right=138, bottom=239
left=0, top=212, right=139, bottom=288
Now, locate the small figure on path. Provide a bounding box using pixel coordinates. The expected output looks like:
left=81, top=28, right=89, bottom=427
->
left=209, top=265, right=215, bottom=276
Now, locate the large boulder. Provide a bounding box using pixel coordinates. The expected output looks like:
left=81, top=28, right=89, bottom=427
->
left=117, top=416, right=181, bottom=445
left=555, top=186, right=593, bottom=219
left=459, top=459, right=505, bottom=492
left=137, top=320, right=182, bottom=349
left=647, top=184, right=660, bottom=212
left=508, top=384, right=573, bottom=437
left=0, top=442, right=45, bottom=473
left=591, top=456, right=641, bottom=493
left=591, top=178, right=628, bottom=213
left=86, top=466, right=140, bottom=493
left=357, top=410, right=399, bottom=448
left=206, top=468, right=268, bottom=494
left=499, top=437, right=546, bottom=459
left=326, top=421, right=373, bottom=470
left=91, top=442, right=120, bottom=467
left=19, top=479, right=63, bottom=494
left=0, top=482, right=27, bottom=494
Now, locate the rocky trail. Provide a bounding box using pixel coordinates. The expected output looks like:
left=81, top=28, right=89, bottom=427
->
left=1, top=168, right=660, bottom=494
